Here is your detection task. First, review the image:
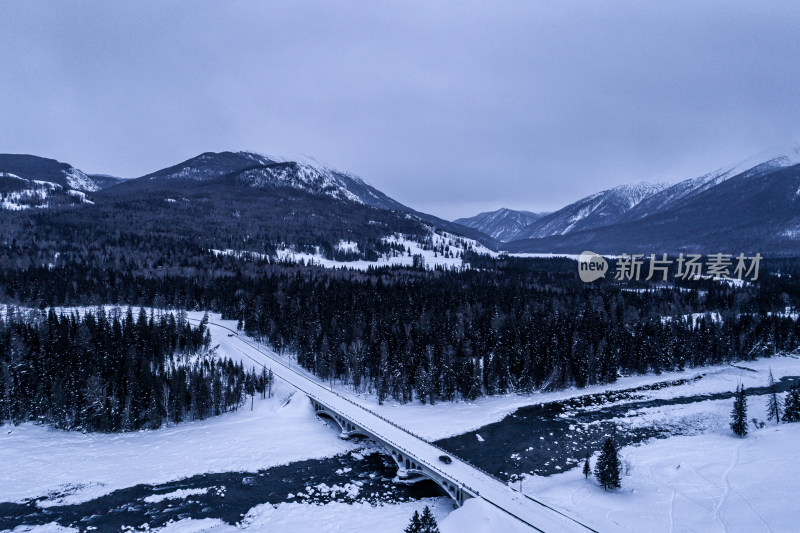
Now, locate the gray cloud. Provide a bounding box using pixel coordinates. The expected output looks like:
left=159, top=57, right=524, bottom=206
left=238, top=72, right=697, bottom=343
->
left=1, top=1, right=799, bottom=220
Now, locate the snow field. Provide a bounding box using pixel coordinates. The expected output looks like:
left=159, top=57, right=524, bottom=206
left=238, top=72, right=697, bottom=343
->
left=5, top=308, right=800, bottom=533
left=522, top=423, right=800, bottom=533
left=0, top=376, right=356, bottom=506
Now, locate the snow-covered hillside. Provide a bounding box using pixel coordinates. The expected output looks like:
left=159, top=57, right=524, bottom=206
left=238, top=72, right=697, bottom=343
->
left=0, top=175, right=94, bottom=211
left=139, top=150, right=408, bottom=212
left=143, top=151, right=274, bottom=181
left=63, top=167, right=99, bottom=192
left=212, top=229, right=495, bottom=271
left=496, top=141, right=800, bottom=246
left=620, top=142, right=800, bottom=224
left=513, top=182, right=667, bottom=240
left=234, top=162, right=363, bottom=204
left=454, top=208, right=547, bottom=242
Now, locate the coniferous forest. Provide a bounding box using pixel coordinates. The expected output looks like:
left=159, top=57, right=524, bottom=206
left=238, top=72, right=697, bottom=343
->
left=2, top=198, right=800, bottom=427
left=0, top=307, right=270, bottom=431
left=2, top=241, right=800, bottom=416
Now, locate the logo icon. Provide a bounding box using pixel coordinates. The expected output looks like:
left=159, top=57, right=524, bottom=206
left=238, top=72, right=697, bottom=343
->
left=578, top=251, right=608, bottom=282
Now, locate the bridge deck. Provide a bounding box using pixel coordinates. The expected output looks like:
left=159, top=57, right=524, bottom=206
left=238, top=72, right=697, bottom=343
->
left=205, top=320, right=598, bottom=533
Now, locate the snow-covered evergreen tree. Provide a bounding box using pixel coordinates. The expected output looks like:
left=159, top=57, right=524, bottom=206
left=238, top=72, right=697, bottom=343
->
left=730, top=384, right=748, bottom=437
left=594, top=437, right=621, bottom=490
left=419, top=506, right=440, bottom=533
left=783, top=381, right=800, bottom=423
left=766, top=368, right=781, bottom=424
left=404, top=510, right=422, bottom=533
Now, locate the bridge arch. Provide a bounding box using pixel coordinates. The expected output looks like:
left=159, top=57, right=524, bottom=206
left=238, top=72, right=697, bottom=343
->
left=312, top=401, right=371, bottom=439
left=310, top=399, right=472, bottom=506
left=386, top=446, right=468, bottom=505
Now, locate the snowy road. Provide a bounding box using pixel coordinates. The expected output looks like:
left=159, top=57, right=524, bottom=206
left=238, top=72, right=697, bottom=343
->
left=200, top=320, right=598, bottom=533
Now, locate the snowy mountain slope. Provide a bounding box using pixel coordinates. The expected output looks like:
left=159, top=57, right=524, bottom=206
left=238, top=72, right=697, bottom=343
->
left=137, top=151, right=411, bottom=212
left=513, top=182, right=667, bottom=240
left=619, top=142, right=800, bottom=223
left=503, top=161, right=800, bottom=254
left=227, top=161, right=409, bottom=211
left=0, top=154, right=116, bottom=192
left=86, top=173, right=125, bottom=189
left=502, top=142, right=800, bottom=252
left=124, top=150, right=498, bottom=249
left=140, top=151, right=275, bottom=182
left=214, top=229, right=495, bottom=271
left=454, top=208, right=547, bottom=242
left=233, top=163, right=362, bottom=203
left=0, top=174, right=94, bottom=210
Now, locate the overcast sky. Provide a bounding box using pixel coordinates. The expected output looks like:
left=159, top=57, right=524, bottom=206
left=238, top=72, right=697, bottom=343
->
left=1, top=1, right=799, bottom=219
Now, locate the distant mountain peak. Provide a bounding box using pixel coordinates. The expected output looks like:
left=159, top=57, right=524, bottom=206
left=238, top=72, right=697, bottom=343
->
left=728, top=140, right=800, bottom=175
left=607, top=181, right=669, bottom=202
left=134, top=150, right=411, bottom=213
left=510, top=181, right=668, bottom=241
left=140, top=151, right=277, bottom=181
left=455, top=208, right=548, bottom=242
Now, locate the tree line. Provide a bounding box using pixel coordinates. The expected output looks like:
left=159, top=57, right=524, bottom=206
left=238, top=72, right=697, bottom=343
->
left=1, top=245, right=800, bottom=409
left=0, top=308, right=271, bottom=431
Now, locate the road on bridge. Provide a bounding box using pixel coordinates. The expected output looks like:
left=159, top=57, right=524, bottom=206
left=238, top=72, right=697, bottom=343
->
left=203, top=319, right=598, bottom=533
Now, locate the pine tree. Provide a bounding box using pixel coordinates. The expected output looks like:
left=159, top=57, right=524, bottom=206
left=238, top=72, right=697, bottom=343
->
left=730, top=384, right=748, bottom=437
left=766, top=368, right=781, bottom=424
left=583, top=454, right=591, bottom=479
left=783, top=381, right=800, bottom=423
left=594, top=437, right=621, bottom=490
left=404, top=510, right=422, bottom=533
left=419, top=506, right=440, bottom=533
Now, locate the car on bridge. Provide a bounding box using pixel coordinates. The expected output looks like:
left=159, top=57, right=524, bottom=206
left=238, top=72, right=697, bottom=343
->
left=438, top=455, right=452, bottom=464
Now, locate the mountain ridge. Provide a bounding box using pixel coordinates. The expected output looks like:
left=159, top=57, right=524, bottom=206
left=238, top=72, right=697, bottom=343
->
left=454, top=208, right=547, bottom=241
left=501, top=162, right=800, bottom=254
left=5, top=144, right=800, bottom=255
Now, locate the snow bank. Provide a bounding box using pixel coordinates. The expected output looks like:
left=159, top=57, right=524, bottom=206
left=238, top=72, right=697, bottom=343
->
left=5, top=526, right=78, bottom=533
left=135, top=498, right=453, bottom=533
left=146, top=497, right=537, bottom=533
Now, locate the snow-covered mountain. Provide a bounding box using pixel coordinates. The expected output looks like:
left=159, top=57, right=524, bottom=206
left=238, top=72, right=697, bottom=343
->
left=138, top=151, right=409, bottom=212
left=454, top=208, right=547, bottom=242
left=512, top=182, right=667, bottom=240
left=501, top=142, right=800, bottom=245
left=0, top=154, right=120, bottom=192
left=131, top=150, right=498, bottom=246
left=503, top=145, right=800, bottom=254
left=619, top=143, right=800, bottom=224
